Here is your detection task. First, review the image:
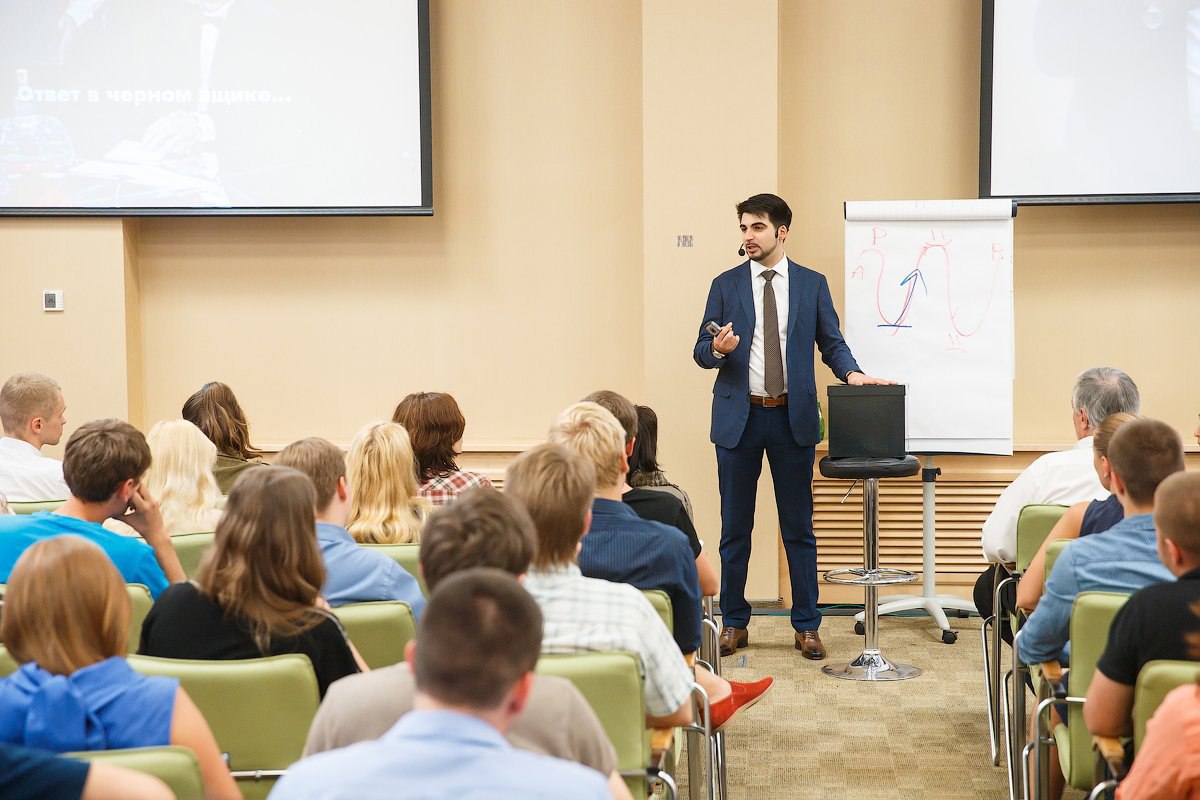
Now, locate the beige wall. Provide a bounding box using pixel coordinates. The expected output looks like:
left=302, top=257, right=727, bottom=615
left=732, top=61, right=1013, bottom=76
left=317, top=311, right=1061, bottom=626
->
left=2, top=1, right=1199, bottom=602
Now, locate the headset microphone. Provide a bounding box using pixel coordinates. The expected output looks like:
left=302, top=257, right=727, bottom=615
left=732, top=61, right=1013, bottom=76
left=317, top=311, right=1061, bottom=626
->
left=738, top=245, right=746, bottom=257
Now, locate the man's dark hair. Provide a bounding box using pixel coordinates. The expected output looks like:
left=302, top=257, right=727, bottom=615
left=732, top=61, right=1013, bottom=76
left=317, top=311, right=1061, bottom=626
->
left=419, top=487, right=536, bottom=592
left=582, top=390, right=637, bottom=447
left=736, top=193, right=792, bottom=232
left=63, top=419, right=152, bottom=502
left=1107, top=418, right=1184, bottom=506
left=413, top=567, right=542, bottom=709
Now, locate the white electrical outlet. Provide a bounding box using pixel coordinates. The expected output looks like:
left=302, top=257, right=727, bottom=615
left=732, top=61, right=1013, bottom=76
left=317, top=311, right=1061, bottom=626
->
left=42, top=290, right=64, bottom=312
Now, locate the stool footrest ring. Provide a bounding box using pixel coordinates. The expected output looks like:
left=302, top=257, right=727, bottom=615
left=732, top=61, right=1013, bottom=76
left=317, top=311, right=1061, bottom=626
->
left=824, top=567, right=917, bottom=586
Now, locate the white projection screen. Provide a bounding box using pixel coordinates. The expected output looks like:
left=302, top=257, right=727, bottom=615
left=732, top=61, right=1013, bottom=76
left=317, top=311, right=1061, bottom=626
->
left=0, top=0, right=431, bottom=215
left=981, top=0, right=1200, bottom=204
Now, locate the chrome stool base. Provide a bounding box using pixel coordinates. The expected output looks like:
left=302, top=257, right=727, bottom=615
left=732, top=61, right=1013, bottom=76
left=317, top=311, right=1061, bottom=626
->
left=822, top=648, right=922, bottom=682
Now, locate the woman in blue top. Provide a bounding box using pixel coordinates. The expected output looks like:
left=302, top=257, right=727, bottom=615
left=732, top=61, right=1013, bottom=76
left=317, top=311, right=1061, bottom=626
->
left=0, top=535, right=239, bottom=800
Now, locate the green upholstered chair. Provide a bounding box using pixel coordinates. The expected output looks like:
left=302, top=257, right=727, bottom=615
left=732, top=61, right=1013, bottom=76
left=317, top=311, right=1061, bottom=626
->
left=125, top=584, right=153, bottom=654
left=642, top=588, right=673, bottom=634
left=334, top=600, right=416, bottom=669
left=8, top=500, right=65, bottom=514
left=67, top=746, right=204, bottom=800
left=537, top=651, right=676, bottom=800
left=170, top=532, right=215, bottom=578
left=128, top=653, right=319, bottom=800
left=0, top=645, right=17, bottom=677
left=360, top=543, right=427, bottom=597
left=1024, top=591, right=1129, bottom=798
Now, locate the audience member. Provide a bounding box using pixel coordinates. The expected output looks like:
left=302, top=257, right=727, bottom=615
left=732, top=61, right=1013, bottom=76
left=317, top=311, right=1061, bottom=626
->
left=275, top=437, right=425, bottom=614
left=139, top=467, right=365, bottom=696
left=109, top=419, right=224, bottom=537
left=508, top=442, right=772, bottom=731
left=345, top=422, right=427, bottom=544
left=1114, top=613, right=1200, bottom=799
left=181, top=381, right=267, bottom=493
left=270, top=569, right=610, bottom=800
left=629, top=403, right=694, bottom=520
left=584, top=391, right=717, bottom=597
left=0, top=742, right=173, bottom=800
left=392, top=391, right=493, bottom=506
left=0, top=537, right=237, bottom=800
left=0, top=419, right=184, bottom=596
left=0, top=372, right=70, bottom=501
left=976, top=367, right=1140, bottom=636
left=303, top=487, right=630, bottom=799
left=1086, top=471, right=1200, bottom=738
left=1016, top=412, right=1139, bottom=613
left=1019, top=418, right=1183, bottom=800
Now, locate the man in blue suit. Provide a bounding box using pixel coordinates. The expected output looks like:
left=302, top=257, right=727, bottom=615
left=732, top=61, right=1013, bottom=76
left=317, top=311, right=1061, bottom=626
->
left=694, top=193, right=891, bottom=660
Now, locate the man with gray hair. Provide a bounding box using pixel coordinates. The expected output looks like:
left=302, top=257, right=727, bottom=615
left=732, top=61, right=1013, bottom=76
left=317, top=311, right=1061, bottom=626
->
left=0, top=372, right=69, bottom=502
left=974, top=367, right=1140, bottom=624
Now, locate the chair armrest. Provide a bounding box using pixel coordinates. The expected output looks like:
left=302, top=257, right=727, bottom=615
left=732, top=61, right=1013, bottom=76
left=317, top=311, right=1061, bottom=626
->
left=1092, top=735, right=1127, bottom=780
left=1039, top=660, right=1063, bottom=686
left=650, top=727, right=674, bottom=759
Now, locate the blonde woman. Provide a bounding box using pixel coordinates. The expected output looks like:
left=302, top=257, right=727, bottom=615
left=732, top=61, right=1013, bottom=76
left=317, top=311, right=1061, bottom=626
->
left=139, top=467, right=365, bottom=696
left=0, top=536, right=239, bottom=800
left=145, top=420, right=223, bottom=534
left=346, top=422, right=427, bottom=544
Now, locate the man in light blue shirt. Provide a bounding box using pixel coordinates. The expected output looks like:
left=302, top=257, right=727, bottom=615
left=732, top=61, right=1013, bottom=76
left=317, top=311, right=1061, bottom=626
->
left=0, top=420, right=184, bottom=597
left=269, top=568, right=609, bottom=800
left=1018, top=418, right=1184, bottom=666
left=275, top=438, right=424, bottom=616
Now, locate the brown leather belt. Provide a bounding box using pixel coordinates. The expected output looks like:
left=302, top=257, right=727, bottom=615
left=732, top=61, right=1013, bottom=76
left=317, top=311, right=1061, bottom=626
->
left=749, top=394, right=787, bottom=408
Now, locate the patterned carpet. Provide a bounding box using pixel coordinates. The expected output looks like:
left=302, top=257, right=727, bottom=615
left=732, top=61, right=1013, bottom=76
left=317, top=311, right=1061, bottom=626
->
left=672, top=613, right=1023, bottom=800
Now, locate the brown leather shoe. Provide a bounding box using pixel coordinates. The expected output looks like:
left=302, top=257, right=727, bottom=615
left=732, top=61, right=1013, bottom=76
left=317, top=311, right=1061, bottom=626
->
left=719, top=626, right=748, bottom=657
left=795, top=629, right=827, bottom=660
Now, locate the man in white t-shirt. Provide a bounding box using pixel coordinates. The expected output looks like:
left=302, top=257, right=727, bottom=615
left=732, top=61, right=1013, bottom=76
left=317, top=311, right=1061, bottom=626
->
left=0, top=373, right=70, bottom=502
left=974, top=367, right=1140, bottom=636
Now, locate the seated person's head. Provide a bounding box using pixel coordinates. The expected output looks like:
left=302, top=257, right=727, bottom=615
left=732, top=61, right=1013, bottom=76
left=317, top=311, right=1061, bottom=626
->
left=275, top=437, right=346, bottom=517
left=1, top=536, right=128, bottom=675
left=1091, top=412, right=1139, bottom=490
left=410, top=568, right=542, bottom=716
left=1071, top=367, right=1140, bottom=433
left=63, top=419, right=151, bottom=508
left=547, top=402, right=626, bottom=493
left=0, top=372, right=66, bottom=447
left=504, top=443, right=595, bottom=570
left=630, top=404, right=662, bottom=477
left=143, top=419, right=223, bottom=532
left=346, top=422, right=424, bottom=544
left=391, top=392, right=466, bottom=483
left=199, top=467, right=326, bottom=649
left=1154, top=472, right=1200, bottom=573
left=181, top=381, right=261, bottom=460
left=1105, top=417, right=1185, bottom=507
left=581, top=390, right=637, bottom=449
left=419, top=487, right=535, bottom=591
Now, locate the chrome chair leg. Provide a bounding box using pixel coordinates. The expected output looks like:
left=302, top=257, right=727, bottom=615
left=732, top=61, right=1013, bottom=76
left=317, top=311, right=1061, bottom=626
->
left=982, top=613, right=1000, bottom=765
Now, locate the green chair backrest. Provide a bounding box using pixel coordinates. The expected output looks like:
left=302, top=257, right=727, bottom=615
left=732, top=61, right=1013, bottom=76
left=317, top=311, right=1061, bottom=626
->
left=1044, top=539, right=1071, bottom=586
left=8, top=500, right=65, bottom=514
left=67, top=746, right=204, bottom=800
left=128, top=653, right=319, bottom=800
left=334, top=601, right=415, bottom=670
left=1015, top=504, right=1069, bottom=572
left=170, top=532, right=215, bottom=578
left=1053, top=591, right=1129, bottom=789
left=125, top=584, right=153, bottom=654
left=536, top=651, right=651, bottom=799
left=642, top=589, right=673, bottom=633
left=360, top=543, right=427, bottom=597
left=1133, top=659, right=1200, bottom=753
left=0, top=645, right=17, bottom=677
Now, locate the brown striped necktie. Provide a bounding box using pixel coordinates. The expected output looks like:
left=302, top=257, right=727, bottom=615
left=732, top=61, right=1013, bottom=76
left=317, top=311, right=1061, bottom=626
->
left=761, top=269, right=785, bottom=398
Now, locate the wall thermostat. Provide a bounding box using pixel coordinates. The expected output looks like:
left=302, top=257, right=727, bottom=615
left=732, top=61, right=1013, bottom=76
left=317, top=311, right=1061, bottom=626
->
left=42, top=290, right=64, bottom=312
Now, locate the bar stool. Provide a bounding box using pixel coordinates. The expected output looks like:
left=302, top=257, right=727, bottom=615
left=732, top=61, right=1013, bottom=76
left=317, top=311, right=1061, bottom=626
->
left=818, top=454, right=922, bottom=681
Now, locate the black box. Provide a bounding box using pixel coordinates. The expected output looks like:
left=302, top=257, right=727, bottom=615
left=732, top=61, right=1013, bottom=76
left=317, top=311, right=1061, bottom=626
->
left=827, top=385, right=906, bottom=458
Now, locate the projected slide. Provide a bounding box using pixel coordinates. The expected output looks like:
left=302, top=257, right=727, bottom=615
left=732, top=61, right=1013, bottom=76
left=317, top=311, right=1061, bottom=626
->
left=0, top=0, right=429, bottom=213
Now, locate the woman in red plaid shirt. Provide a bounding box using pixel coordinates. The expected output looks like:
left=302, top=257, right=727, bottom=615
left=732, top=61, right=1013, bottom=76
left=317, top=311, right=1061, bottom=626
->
left=393, top=392, right=494, bottom=508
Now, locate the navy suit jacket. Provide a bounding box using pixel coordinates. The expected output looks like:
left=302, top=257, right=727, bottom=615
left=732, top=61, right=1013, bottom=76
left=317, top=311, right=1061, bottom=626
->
left=693, top=258, right=861, bottom=449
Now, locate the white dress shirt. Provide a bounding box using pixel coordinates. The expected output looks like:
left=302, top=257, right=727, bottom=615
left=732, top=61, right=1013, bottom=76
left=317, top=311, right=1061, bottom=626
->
left=749, top=258, right=789, bottom=396
left=980, top=436, right=1107, bottom=563
left=0, top=437, right=69, bottom=502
